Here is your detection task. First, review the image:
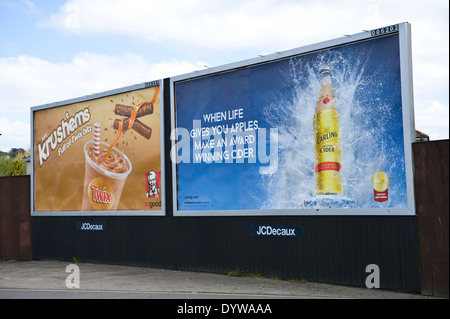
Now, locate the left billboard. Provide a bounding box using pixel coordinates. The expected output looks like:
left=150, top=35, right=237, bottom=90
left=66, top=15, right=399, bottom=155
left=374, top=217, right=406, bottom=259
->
left=31, top=81, right=165, bottom=216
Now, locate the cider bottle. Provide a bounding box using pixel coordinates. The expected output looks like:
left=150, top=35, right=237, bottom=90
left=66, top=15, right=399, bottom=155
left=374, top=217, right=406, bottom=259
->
left=313, top=66, right=343, bottom=195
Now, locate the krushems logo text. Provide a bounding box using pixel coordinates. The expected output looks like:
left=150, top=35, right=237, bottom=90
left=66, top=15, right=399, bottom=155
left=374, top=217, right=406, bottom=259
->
left=37, top=108, right=91, bottom=166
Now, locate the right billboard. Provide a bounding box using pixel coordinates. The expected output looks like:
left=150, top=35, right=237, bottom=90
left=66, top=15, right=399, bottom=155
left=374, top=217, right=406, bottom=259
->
left=171, top=23, right=416, bottom=216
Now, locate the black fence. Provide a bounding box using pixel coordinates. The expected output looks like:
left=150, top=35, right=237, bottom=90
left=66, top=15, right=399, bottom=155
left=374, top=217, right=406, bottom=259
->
left=0, top=175, right=32, bottom=261
left=31, top=214, right=420, bottom=291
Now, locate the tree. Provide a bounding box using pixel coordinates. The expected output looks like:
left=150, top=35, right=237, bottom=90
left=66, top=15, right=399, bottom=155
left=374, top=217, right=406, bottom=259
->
left=9, top=148, right=26, bottom=158
left=0, top=156, right=13, bottom=176
left=0, top=148, right=29, bottom=176
left=8, top=158, right=26, bottom=176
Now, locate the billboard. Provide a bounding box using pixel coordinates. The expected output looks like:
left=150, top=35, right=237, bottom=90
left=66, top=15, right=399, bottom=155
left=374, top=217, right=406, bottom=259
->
left=31, top=81, right=164, bottom=216
left=171, top=23, right=416, bottom=216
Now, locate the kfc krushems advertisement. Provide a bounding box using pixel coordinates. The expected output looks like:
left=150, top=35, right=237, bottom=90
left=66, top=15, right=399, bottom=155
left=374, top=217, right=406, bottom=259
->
left=172, top=26, right=415, bottom=216
left=32, top=82, right=164, bottom=215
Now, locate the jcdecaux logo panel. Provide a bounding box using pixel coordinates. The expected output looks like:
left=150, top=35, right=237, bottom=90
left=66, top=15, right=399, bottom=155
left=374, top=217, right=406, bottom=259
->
left=248, top=225, right=304, bottom=238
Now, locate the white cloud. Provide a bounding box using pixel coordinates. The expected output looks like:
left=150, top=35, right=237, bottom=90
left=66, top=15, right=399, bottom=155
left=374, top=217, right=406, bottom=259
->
left=39, top=0, right=449, bottom=67
left=22, top=0, right=38, bottom=12
left=0, top=53, right=204, bottom=112
left=39, top=0, right=449, bottom=87
left=413, top=62, right=449, bottom=96
left=39, top=0, right=415, bottom=52
left=414, top=100, right=449, bottom=141
left=0, top=117, right=30, bottom=151
left=0, top=53, right=204, bottom=151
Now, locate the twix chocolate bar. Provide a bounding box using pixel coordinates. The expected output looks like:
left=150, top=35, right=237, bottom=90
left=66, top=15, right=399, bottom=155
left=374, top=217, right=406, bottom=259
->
left=114, top=102, right=153, bottom=118
left=113, top=118, right=152, bottom=140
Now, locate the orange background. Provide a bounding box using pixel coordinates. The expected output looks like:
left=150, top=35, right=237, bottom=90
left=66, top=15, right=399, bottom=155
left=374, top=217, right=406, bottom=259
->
left=33, top=86, right=162, bottom=211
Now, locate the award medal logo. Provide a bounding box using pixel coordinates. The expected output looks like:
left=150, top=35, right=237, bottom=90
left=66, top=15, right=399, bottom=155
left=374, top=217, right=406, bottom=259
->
left=372, top=171, right=389, bottom=202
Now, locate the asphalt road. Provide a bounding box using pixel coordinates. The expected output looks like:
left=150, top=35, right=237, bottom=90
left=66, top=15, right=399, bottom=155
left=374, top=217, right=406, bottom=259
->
left=0, top=288, right=315, bottom=299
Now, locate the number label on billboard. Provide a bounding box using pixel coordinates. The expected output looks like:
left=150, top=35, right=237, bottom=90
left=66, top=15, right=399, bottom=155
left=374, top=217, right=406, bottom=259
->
left=371, top=24, right=399, bottom=37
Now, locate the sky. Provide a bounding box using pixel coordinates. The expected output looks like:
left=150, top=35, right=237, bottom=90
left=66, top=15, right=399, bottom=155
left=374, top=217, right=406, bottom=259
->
left=0, top=0, right=448, bottom=152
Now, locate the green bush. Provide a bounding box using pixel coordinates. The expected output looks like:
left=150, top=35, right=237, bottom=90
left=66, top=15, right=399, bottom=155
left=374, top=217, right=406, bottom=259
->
left=9, top=158, right=26, bottom=176
left=0, top=156, right=26, bottom=176
left=0, top=156, right=13, bottom=176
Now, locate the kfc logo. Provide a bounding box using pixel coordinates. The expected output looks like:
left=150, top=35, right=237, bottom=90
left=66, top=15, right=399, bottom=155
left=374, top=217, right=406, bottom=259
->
left=145, top=170, right=160, bottom=198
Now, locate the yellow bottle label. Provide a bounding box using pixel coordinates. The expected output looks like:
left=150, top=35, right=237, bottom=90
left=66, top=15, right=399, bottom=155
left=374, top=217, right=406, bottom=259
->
left=313, top=109, right=343, bottom=195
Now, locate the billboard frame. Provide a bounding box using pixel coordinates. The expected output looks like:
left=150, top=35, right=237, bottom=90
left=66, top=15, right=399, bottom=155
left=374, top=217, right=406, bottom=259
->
left=31, top=80, right=166, bottom=216
left=170, top=22, right=416, bottom=216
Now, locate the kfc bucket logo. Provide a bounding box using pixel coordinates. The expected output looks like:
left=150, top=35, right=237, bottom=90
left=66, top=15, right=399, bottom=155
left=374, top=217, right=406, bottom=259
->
left=146, top=170, right=160, bottom=198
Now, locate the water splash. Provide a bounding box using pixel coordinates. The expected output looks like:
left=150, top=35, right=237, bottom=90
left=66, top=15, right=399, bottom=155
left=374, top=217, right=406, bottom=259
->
left=261, top=48, right=406, bottom=210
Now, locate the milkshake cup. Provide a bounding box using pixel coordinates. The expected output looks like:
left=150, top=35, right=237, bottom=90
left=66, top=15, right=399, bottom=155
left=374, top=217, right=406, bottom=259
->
left=81, top=141, right=132, bottom=210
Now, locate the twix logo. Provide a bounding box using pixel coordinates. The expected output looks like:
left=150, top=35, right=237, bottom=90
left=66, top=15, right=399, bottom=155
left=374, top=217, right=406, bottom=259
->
left=37, top=108, right=91, bottom=167
left=91, top=184, right=112, bottom=204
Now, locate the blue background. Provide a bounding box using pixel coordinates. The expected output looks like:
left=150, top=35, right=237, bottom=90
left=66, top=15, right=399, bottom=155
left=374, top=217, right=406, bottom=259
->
left=174, top=34, right=407, bottom=212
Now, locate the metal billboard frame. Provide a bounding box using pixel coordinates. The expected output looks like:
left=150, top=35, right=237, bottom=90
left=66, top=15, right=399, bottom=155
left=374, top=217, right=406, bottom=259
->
left=31, top=80, right=166, bottom=216
left=170, top=22, right=416, bottom=216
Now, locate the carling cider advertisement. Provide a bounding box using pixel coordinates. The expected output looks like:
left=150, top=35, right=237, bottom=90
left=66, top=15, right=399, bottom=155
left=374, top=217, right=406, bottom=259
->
left=172, top=29, right=415, bottom=215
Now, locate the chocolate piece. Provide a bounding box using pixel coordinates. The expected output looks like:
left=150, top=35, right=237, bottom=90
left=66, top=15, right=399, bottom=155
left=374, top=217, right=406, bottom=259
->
left=114, top=102, right=153, bottom=117
left=113, top=118, right=152, bottom=140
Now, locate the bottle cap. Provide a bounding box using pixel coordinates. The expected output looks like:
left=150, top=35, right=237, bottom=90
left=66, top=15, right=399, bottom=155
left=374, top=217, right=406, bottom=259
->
left=319, top=66, right=331, bottom=77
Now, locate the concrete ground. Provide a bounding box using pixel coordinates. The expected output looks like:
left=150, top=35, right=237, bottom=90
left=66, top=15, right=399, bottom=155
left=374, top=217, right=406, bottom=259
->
left=0, top=259, right=435, bottom=300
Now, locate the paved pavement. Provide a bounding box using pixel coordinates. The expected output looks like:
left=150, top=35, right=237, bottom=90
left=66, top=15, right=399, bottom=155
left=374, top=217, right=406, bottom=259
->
left=0, top=259, right=437, bottom=300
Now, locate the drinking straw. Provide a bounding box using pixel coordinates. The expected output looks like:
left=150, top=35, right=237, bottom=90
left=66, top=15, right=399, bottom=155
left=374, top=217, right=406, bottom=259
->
left=93, top=122, right=101, bottom=155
